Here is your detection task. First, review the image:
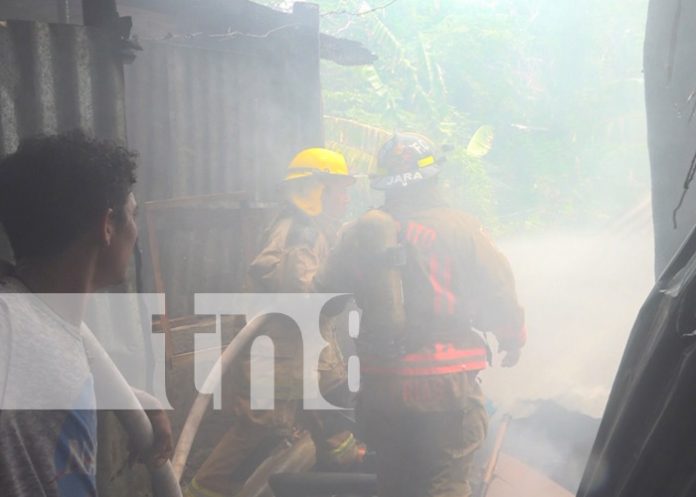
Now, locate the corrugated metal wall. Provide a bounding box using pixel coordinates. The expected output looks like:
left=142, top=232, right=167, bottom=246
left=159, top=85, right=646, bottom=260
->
left=0, top=19, right=146, bottom=351
left=124, top=5, right=324, bottom=315
left=0, top=0, right=84, bottom=24
left=0, top=19, right=154, bottom=497
left=0, top=6, right=327, bottom=495
left=0, top=17, right=154, bottom=387
left=0, top=19, right=122, bottom=259
left=0, top=4, right=326, bottom=492
left=1, top=4, right=324, bottom=316
left=125, top=11, right=323, bottom=203
left=0, top=20, right=126, bottom=157
left=143, top=195, right=274, bottom=317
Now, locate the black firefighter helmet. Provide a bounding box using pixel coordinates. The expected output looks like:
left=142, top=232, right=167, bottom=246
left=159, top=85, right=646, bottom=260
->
left=371, top=132, right=443, bottom=191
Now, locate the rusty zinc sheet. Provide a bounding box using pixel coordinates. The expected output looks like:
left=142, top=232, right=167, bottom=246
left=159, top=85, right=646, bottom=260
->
left=0, top=18, right=154, bottom=497
left=0, top=19, right=147, bottom=373
left=0, top=19, right=126, bottom=157
left=0, top=19, right=126, bottom=260
left=124, top=28, right=323, bottom=315
left=125, top=32, right=323, bottom=205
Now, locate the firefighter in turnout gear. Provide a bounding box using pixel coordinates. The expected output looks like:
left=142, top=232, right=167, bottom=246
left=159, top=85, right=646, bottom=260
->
left=187, top=148, right=363, bottom=497
left=315, top=133, right=526, bottom=497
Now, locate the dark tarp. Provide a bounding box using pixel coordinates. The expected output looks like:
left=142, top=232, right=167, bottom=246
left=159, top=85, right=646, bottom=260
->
left=643, top=0, right=696, bottom=276
left=578, top=1, right=696, bottom=495
left=577, top=225, right=696, bottom=497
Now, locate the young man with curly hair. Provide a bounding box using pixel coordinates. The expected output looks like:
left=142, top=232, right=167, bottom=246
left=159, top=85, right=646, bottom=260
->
left=0, top=131, right=171, bottom=497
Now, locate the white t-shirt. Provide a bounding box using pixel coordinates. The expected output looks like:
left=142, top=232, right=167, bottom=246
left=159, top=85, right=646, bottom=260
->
left=0, top=276, right=97, bottom=497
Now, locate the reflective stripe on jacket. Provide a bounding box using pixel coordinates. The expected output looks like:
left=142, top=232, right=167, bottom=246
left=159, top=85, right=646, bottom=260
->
left=361, top=343, right=489, bottom=376
left=317, top=204, right=525, bottom=378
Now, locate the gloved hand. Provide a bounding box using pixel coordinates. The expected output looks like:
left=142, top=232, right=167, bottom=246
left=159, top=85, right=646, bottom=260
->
left=501, top=348, right=522, bottom=367
left=319, top=432, right=366, bottom=471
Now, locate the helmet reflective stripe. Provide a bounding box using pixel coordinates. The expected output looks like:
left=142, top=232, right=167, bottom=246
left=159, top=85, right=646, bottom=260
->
left=372, top=133, right=441, bottom=190
left=387, top=171, right=424, bottom=187
left=417, top=155, right=436, bottom=168
left=371, top=162, right=440, bottom=191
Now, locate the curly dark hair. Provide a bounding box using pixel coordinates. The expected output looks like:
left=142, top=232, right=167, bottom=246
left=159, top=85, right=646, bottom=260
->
left=0, top=130, right=137, bottom=259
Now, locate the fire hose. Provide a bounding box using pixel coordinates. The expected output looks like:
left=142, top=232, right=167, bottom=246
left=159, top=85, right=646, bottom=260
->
left=476, top=414, right=511, bottom=497
left=237, top=433, right=316, bottom=497
left=86, top=310, right=313, bottom=496
left=80, top=323, right=183, bottom=497
left=172, top=315, right=270, bottom=481
left=269, top=472, right=377, bottom=497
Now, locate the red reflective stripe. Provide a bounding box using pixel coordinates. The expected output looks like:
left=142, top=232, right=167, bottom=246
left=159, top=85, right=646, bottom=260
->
left=429, top=256, right=456, bottom=316
left=429, top=256, right=442, bottom=314
left=363, top=361, right=488, bottom=376
left=519, top=325, right=528, bottom=346
left=443, top=257, right=454, bottom=314
left=402, top=345, right=487, bottom=363
left=427, top=231, right=437, bottom=246
left=361, top=345, right=489, bottom=376
left=413, top=223, right=424, bottom=244
left=406, top=221, right=437, bottom=248
left=421, top=228, right=436, bottom=248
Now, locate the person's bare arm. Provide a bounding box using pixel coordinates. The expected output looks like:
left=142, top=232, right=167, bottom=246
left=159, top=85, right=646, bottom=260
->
left=131, top=388, right=173, bottom=468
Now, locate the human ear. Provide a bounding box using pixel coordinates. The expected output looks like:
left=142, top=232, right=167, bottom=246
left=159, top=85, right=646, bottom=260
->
left=101, top=208, right=115, bottom=247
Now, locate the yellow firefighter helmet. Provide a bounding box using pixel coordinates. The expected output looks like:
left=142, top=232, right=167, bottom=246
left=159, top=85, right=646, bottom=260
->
left=285, top=148, right=355, bottom=184
left=284, top=148, right=354, bottom=216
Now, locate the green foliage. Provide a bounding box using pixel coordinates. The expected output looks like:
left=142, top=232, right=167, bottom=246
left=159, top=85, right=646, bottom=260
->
left=251, top=0, right=650, bottom=232
left=323, top=116, right=392, bottom=217
left=312, top=0, right=651, bottom=233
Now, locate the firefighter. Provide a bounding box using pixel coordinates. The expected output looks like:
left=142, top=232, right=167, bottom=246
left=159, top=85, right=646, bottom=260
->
left=315, top=133, right=526, bottom=497
left=187, top=148, right=363, bottom=497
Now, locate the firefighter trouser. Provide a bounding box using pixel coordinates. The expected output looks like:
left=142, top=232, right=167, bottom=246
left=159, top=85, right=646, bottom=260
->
left=186, top=400, right=355, bottom=497
left=186, top=397, right=295, bottom=497
left=186, top=348, right=354, bottom=497
left=358, top=372, right=488, bottom=497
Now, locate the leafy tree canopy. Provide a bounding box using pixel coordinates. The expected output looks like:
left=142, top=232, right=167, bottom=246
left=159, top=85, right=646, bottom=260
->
left=263, top=0, right=650, bottom=233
